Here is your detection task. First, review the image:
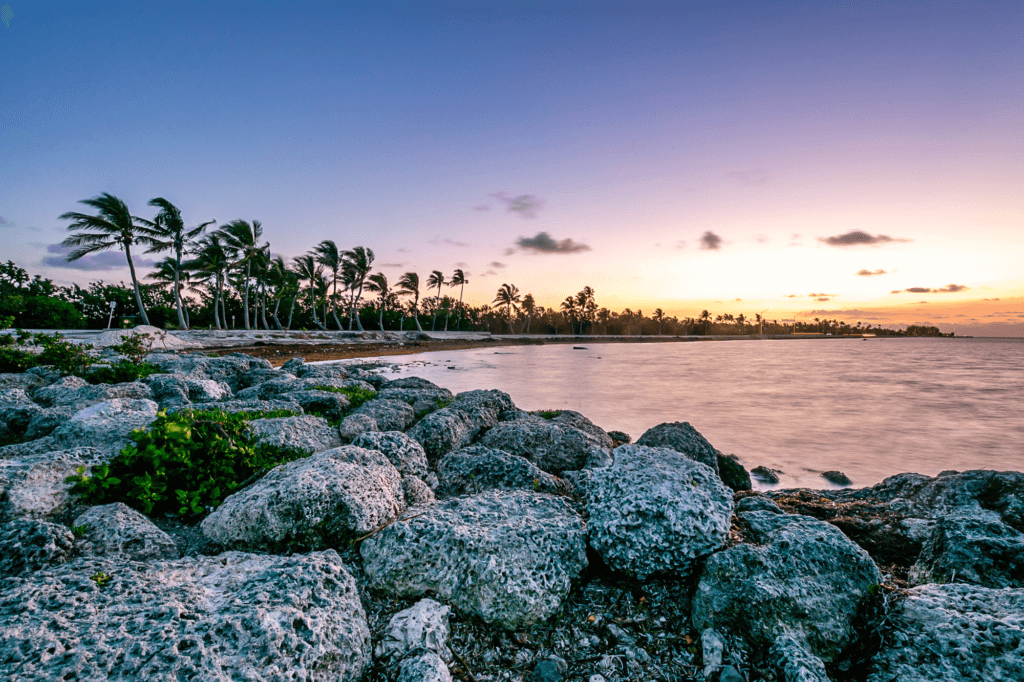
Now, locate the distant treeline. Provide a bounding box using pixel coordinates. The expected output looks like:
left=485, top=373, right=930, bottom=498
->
left=2, top=261, right=952, bottom=338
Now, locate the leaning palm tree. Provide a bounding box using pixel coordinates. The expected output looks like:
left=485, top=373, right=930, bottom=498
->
left=560, top=296, right=578, bottom=334
left=493, top=283, right=521, bottom=334
left=521, top=293, right=536, bottom=333
left=184, top=234, right=232, bottom=329
left=291, top=253, right=326, bottom=330
left=364, top=272, right=391, bottom=330
left=342, top=246, right=374, bottom=331
left=140, top=198, right=215, bottom=329
left=219, top=220, right=267, bottom=330
left=313, top=240, right=344, bottom=330
left=426, top=270, right=446, bottom=331
left=59, top=193, right=156, bottom=325
left=653, top=308, right=665, bottom=335
left=397, top=272, right=424, bottom=332
left=449, top=269, right=468, bottom=331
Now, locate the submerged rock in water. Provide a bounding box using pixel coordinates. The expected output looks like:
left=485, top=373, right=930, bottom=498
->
left=868, top=583, right=1024, bottom=682
left=0, top=550, right=371, bottom=681
left=717, top=453, right=752, bottom=492
left=361, top=489, right=587, bottom=629
left=201, top=446, right=404, bottom=551
left=693, top=510, right=882, bottom=671
left=822, top=470, right=852, bottom=486
left=750, top=466, right=782, bottom=484
left=587, top=444, right=733, bottom=579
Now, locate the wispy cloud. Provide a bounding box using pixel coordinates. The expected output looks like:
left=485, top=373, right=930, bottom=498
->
left=473, top=204, right=491, bottom=212
left=41, top=244, right=155, bottom=272
left=819, top=231, right=911, bottom=247
left=430, top=238, right=469, bottom=247
left=491, top=192, right=546, bottom=219
left=489, top=261, right=507, bottom=269
left=0, top=215, right=12, bottom=228
left=699, top=231, right=722, bottom=250
left=378, top=262, right=405, bottom=268
left=856, top=269, right=887, bottom=276
left=514, top=232, right=590, bottom=254
left=893, top=284, right=970, bottom=294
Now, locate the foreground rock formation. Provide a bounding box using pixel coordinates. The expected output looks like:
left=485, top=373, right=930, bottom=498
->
left=1, top=353, right=1022, bottom=682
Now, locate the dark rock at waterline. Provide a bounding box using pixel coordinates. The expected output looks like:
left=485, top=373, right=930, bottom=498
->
left=908, top=511, right=1024, bottom=588
left=635, top=421, right=720, bottom=475
left=607, top=430, right=631, bottom=444
left=716, top=453, right=752, bottom=491
left=478, top=416, right=612, bottom=474
left=751, top=465, right=782, bottom=483
left=822, top=470, right=852, bottom=486
left=0, top=550, right=371, bottom=681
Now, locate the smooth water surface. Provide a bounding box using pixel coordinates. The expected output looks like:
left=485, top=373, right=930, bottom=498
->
left=336, top=337, right=1024, bottom=489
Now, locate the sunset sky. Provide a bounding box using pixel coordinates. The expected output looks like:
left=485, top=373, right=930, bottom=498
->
left=2, top=1, right=1022, bottom=335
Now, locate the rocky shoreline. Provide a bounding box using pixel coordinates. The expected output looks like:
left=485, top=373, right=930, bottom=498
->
left=1, top=349, right=1021, bottom=681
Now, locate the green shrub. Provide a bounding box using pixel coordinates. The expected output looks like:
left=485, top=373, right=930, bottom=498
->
left=311, top=385, right=376, bottom=410
left=67, top=408, right=307, bottom=517
left=34, top=332, right=97, bottom=376
left=537, top=410, right=563, bottom=420
left=0, top=347, right=36, bottom=373
left=85, top=361, right=160, bottom=385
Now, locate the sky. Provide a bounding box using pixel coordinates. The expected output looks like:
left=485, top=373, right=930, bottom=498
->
left=2, top=1, right=1022, bottom=335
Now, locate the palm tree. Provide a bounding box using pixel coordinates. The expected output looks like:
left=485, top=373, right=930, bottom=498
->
left=397, top=272, right=424, bottom=332
left=449, top=269, right=468, bottom=331
left=342, top=246, right=374, bottom=331
left=736, top=313, right=746, bottom=333
left=292, top=253, right=326, bottom=329
left=622, top=308, right=633, bottom=335
left=185, top=234, right=231, bottom=329
left=653, top=308, right=665, bottom=335
left=140, top=198, right=215, bottom=329
left=313, top=240, right=344, bottom=330
left=521, top=294, right=536, bottom=333
left=427, top=270, right=446, bottom=331
left=59, top=193, right=157, bottom=325
left=494, top=283, right=521, bottom=334
left=365, top=272, right=391, bottom=330
left=597, top=307, right=610, bottom=335
left=560, top=296, right=578, bottom=334
left=219, top=220, right=267, bottom=330
left=266, top=255, right=294, bottom=330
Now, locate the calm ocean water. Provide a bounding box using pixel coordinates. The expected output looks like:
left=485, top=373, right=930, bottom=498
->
left=336, top=337, right=1024, bottom=490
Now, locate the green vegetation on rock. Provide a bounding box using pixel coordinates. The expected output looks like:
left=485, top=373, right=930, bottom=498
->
left=311, top=384, right=376, bottom=410
left=67, top=408, right=308, bottom=517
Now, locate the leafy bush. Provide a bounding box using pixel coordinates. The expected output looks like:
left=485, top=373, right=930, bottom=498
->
left=537, top=410, right=563, bottom=420
left=312, top=385, right=376, bottom=410
left=85, top=361, right=160, bottom=385
left=68, top=408, right=307, bottom=517
left=0, top=347, right=36, bottom=373
left=34, top=333, right=97, bottom=376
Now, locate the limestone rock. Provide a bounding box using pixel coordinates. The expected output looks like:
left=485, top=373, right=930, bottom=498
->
left=397, top=652, right=452, bottom=682
left=72, top=502, right=178, bottom=561
left=0, top=372, right=46, bottom=394
left=146, top=352, right=272, bottom=391
left=908, top=511, right=1024, bottom=588
left=377, top=598, right=452, bottom=663
left=173, top=398, right=301, bottom=415
left=693, top=510, right=882, bottom=665
left=50, top=398, right=158, bottom=456
left=236, top=376, right=374, bottom=402
left=587, top=444, right=733, bottom=579
left=407, top=389, right=516, bottom=460
left=378, top=380, right=454, bottom=417
left=202, top=446, right=404, bottom=551
left=436, top=446, right=564, bottom=497
left=770, top=634, right=830, bottom=682
left=0, top=550, right=370, bottom=681
left=249, top=415, right=342, bottom=454
left=478, top=416, right=612, bottom=474
left=339, top=413, right=379, bottom=441
left=352, top=398, right=416, bottom=432
left=289, top=389, right=351, bottom=421
left=361, top=490, right=587, bottom=629
left=144, top=374, right=192, bottom=407
left=868, top=583, right=1024, bottom=682
left=0, top=447, right=105, bottom=521
left=0, top=518, right=74, bottom=578
left=350, top=431, right=429, bottom=478
left=403, top=476, right=436, bottom=506
left=635, top=421, right=720, bottom=474
left=717, top=453, right=752, bottom=492
left=32, top=378, right=153, bottom=412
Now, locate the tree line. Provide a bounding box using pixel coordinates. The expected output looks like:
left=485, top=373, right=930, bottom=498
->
left=0, top=192, right=951, bottom=338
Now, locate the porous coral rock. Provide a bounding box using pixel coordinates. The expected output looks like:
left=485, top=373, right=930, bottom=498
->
left=72, top=502, right=178, bottom=561
left=0, top=518, right=74, bottom=578
left=248, top=414, right=342, bottom=454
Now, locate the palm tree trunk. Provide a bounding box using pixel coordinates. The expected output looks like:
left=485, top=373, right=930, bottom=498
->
left=354, top=284, right=365, bottom=331
left=173, top=253, right=186, bottom=328
left=309, top=286, right=321, bottom=328
left=456, top=284, right=465, bottom=330
left=272, top=295, right=284, bottom=330
left=330, top=277, right=343, bottom=330
left=243, top=260, right=252, bottom=330
left=379, top=298, right=385, bottom=330
left=286, top=295, right=296, bottom=330
left=124, top=245, right=151, bottom=326
left=260, top=280, right=270, bottom=330
left=213, top=279, right=223, bottom=329
left=413, top=296, right=424, bottom=332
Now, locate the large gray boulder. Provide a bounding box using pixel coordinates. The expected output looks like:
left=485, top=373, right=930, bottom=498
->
left=397, top=653, right=452, bottom=682
left=289, top=389, right=351, bottom=421
left=587, top=444, right=733, bottom=579
left=0, top=389, right=41, bottom=443
left=693, top=511, right=882, bottom=670
left=868, top=584, right=1024, bottom=682
left=236, top=376, right=375, bottom=402
left=32, top=377, right=153, bottom=412
left=478, top=414, right=612, bottom=474
left=635, top=421, right=721, bottom=474
left=407, top=389, right=516, bottom=459
left=350, top=431, right=429, bottom=478
left=0, top=550, right=371, bottom=681
left=72, top=502, right=178, bottom=561
left=202, top=446, right=404, bottom=551
left=146, top=374, right=231, bottom=406
left=908, top=510, right=1024, bottom=588
left=0, top=372, right=47, bottom=394
left=351, top=398, right=416, bottom=432
left=378, top=377, right=454, bottom=416
left=0, top=518, right=74, bottom=578
left=23, top=406, right=75, bottom=441
left=49, top=398, right=159, bottom=456
left=146, top=352, right=273, bottom=391
left=435, top=446, right=564, bottom=497
left=0, top=447, right=105, bottom=521
left=173, top=398, right=302, bottom=415
left=361, top=490, right=587, bottom=629
left=248, top=415, right=342, bottom=454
